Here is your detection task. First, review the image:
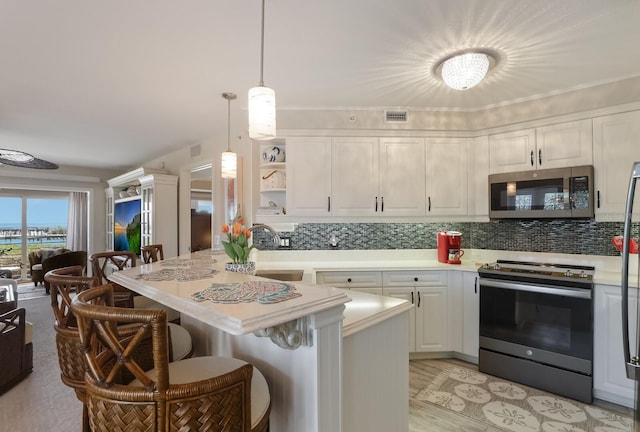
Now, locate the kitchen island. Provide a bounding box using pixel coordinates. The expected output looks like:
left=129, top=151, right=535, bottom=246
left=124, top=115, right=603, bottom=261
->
left=108, top=250, right=412, bottom=432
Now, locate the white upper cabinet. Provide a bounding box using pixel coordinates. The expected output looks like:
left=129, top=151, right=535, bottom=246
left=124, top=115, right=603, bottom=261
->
left=378, top=138, right=426, bottom=216
left=425, top=137, right=469, bottom=216
left=489, top=119, right=593, bottom=173
left=287, top=136, right=427, bottom=217
left=286, top=137, right=332, bottom=216
left=331, top=137, right=379, bottom=216
left=535, top=120, right=593, bottom=169
left=468, top=136, right=490, bottom=219
left=488, top=128, right=536, bottom=173
left=593, top=110, right=640, bottom=220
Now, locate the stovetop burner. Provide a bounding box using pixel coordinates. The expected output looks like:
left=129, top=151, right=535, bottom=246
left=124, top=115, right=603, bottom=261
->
left=478, top=259, right=595, bottom=286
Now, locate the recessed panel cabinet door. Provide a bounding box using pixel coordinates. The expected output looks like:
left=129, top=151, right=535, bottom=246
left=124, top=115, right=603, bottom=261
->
left=489, top=129, right=537, bottom=173
left=593, top=110, right=640, bottom=220
left=425, top=137, right=469, bottom=216
left=415, top=286, right=448, bottom=352
left=286, top=137, right=332, bottom=215
left=331, top=137, right=379, bottom=216
left=379, top=138, right=426, bottom=216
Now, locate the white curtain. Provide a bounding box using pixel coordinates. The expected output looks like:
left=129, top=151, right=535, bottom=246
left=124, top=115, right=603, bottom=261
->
left=66, top=192, right=88, bottom=251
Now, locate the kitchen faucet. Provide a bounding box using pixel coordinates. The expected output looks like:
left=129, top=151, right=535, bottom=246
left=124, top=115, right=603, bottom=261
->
left=248, top=224, right=281, bottom=247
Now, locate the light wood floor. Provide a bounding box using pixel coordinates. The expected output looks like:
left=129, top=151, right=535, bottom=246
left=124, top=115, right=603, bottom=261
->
left=409, top=358, right=633, bottom=432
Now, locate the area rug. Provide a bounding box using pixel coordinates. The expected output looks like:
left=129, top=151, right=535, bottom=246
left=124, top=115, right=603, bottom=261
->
left=414, top=365, right=632, bottom=432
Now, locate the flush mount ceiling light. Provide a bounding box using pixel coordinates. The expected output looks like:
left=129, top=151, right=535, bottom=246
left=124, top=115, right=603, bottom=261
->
left=221, top=92, right=238, bottom=179
left=248, top=0, right=276, bottom=140
left=436, top=51, right=497, bottom=91
left=0, top=149, right=58, bottom=169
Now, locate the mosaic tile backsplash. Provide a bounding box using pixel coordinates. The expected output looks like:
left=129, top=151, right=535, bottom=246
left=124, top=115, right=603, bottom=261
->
left=253, top=220, right=640, bottom=257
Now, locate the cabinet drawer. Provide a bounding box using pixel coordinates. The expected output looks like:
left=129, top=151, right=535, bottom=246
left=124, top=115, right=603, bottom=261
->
left=383, top=271, right=448, bottom=287
left=316, top=271, right=382, bottom=288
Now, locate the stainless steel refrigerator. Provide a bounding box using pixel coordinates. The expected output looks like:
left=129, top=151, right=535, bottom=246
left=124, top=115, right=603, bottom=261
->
left=622, top=161, right=640, bottom=430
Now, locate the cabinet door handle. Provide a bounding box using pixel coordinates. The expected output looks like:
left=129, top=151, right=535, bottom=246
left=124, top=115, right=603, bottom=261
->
left=428, top=196, right=431, bottom=212
left=475, top=276, right=478, bottom=294
left=414, top=277, right=418, bottom=282
left=530, top=150, right=534, bottom=166
left=417, top=291, right=421, bottom=307
left=597, top=190, right=600, bottom=209
left=375, top=196, right=378, bottom=212
left=347, top=278, right=352, bottom=283
left=538, top=149, right=542, bottom=166
left=327, top=196, right=331, bottom=212
left=381, top=196, right=384, bottom=212
left=411, top=291, right=414, bottom=304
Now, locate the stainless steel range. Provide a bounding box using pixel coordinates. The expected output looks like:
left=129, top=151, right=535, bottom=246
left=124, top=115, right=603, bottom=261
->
left=478, top=260, right=594, bottom=403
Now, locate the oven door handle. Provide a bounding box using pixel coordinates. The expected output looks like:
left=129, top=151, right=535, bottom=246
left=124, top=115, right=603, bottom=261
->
left=479, top=279, right=591, bottom=299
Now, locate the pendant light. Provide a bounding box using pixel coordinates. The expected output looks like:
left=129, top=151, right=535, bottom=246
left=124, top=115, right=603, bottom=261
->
left=221, top=92, right=238, bottom=179
left=248, top=0, right=276, bottom=140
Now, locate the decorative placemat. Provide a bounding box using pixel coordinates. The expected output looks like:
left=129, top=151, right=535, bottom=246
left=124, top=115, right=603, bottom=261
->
left=194, top=249, right=227, bottom=257
left=192, top=281, right=302, bottom=304
left=136, top=267, right=218, bottom=282
left=160, top=258, right=216, bottom=267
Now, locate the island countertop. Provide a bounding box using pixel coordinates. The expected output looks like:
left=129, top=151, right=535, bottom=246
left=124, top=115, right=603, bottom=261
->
left=108, top=251, right=352, bottom=335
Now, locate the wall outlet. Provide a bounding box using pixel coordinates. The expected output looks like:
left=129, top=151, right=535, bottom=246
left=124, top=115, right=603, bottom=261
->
left=278, top=238, right=292, bottom=249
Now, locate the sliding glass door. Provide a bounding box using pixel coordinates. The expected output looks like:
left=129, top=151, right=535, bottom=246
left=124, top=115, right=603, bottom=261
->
left=0, top=193, right=68, bottom=281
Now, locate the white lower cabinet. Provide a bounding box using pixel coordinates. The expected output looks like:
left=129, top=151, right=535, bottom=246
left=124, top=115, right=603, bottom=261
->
left=316, top=269, right=480, bottom=356
left=315, top=271, right=383, bottom=296
left=593, top=283, right=636, bottom=408
left=383, top=271, right=450, bottom=353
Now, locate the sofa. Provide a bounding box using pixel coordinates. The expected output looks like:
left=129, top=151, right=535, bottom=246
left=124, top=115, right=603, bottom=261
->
left=28, top=248, right=70, bottom=286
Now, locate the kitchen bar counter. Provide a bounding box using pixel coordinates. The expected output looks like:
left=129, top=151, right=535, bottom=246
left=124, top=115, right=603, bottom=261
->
left=108, top=253, right=351, bottom=335
left=108, top=251, right=412, bottom=432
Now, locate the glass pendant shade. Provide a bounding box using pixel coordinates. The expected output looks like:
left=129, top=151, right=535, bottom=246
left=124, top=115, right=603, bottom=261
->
left=441, top=53, right=490, bottom=90
left=221, top=151, right=237, bottom=179
left=248, top=86, right=276, bottom=140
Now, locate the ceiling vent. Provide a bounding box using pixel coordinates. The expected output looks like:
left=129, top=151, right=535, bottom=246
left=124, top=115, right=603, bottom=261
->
left=385, top=110, right=408, bottom=123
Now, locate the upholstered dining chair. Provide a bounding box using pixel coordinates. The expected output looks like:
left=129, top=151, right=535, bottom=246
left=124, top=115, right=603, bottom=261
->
left=72, top=283, right=271, bottom=432
left=141, top=243, right=164, bottom=263
left=45, top=267, right=194, bottom=432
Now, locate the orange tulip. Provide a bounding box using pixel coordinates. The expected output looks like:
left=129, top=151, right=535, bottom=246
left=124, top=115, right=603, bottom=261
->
left=221, top=224, right=229, bottom=233
left=243, top=228, right=252, bottom=239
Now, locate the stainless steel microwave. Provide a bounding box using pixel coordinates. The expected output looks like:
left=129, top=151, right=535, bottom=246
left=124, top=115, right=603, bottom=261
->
left=488, top=165, right=594, bottom=219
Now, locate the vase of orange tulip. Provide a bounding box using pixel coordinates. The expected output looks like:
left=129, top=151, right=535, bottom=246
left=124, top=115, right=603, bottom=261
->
left=221, top=215, right=256, bottom=275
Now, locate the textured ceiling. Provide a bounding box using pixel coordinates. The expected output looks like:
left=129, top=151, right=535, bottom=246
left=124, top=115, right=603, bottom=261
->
left=0, top=0, right=639, bottom=169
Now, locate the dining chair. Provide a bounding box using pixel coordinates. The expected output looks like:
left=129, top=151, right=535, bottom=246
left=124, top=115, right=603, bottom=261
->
left=141, top=244, right=164, bottom=263
left=90, top=250, right=182, bottom=323
left=89, top=251, right=138, bottom=307
left=72, top=283, right=271, bottom=432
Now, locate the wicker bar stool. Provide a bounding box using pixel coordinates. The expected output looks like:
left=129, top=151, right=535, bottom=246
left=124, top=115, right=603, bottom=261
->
left=90, top=250, right=182, bottom=323
left=141, top=244, right=164, bottom=263
left=72, top=283, right=271, bottom=432
left=46, top=268, right=195, bottom=432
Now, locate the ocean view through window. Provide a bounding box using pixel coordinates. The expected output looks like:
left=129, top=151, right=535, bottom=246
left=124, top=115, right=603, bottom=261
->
left=0, top=195, right=68, bottom=280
